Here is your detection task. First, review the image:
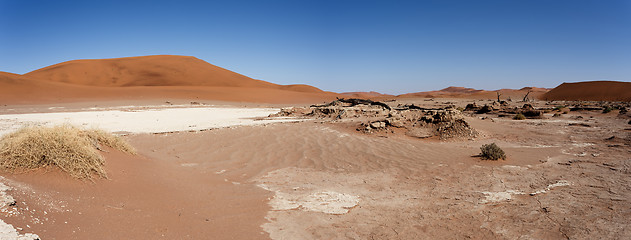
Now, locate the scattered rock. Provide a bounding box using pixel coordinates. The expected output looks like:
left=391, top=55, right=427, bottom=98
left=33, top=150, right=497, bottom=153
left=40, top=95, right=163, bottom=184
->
left=312, top=98, right=391, bottom=110
left=490, top=101, right=501, bottom=110
left=476, top=105, right=493, bottom=114
left=521, top=104, right=535, bottom=111
left=370, top=121, right=386, bottom=129
left=270, top=107, right=312, bottom=117
left=0, top=182, right=40, bottom=240
left=464, top=103, right=479, bottom=111
left=385, top=118, right=405, bottom=128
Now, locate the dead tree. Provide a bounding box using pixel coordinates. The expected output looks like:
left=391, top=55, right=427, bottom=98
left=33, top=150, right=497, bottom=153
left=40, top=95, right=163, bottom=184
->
left=339, top=98, right=392, bottom=110
left=496, top=92, right=502, bottom=102
left=522, top=90, right=532, bottom=102
left=314, top=98, right=392, bottom=110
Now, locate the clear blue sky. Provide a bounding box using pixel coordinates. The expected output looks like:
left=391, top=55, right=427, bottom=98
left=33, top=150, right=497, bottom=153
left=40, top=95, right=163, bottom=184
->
left=1, top=0, right=630, bottom=94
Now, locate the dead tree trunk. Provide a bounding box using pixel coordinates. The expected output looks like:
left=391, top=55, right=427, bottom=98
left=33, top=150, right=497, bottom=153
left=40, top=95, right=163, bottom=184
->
left=496, top=92, right=502, bottom=102
left=522, top=90, right=532, bottom=102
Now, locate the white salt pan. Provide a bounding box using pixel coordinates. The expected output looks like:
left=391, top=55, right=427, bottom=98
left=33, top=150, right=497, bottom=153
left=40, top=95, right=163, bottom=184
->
left=0, top=107, right=295, bottom=136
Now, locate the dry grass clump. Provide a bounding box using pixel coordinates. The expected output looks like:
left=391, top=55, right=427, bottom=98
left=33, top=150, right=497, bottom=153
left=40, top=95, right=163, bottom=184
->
left=0, top=125, right=135, bottom=179
left=480, top=143, right=506, bottom=160
left=513, top=113, right=526, bottom=120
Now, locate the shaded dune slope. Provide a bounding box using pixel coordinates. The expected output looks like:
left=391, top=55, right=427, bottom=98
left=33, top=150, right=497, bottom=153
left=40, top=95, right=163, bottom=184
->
left=542, top=81, right=631, bottom=102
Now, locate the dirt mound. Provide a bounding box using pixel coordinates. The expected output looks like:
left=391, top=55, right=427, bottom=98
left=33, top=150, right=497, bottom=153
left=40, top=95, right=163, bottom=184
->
left=542, top=81, right=631, bottom=102
left=463, top=101, right=545, bottom=119
left=273, top=98, right=477, bottom=140
left=22, top=55, right=324, bottom=93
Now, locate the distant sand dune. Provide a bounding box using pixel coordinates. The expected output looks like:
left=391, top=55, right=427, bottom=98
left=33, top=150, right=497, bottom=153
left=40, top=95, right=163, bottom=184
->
left=399, top=86, right=548, bottom=100
left=542, top=81, right=631, bottom=101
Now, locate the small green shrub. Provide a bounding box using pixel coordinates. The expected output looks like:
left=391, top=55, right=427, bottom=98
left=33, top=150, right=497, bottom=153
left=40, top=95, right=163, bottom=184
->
left=480, top=143, right=506, bottom=160
left=603, top=106, right=613, bottom=113
left=513, top=113, right=526, bottom=120
left=553, top=105, right=565, bottom=111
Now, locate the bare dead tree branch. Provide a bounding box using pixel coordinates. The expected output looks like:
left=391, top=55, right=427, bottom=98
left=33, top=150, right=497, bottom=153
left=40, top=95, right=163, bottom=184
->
left=522, top=90, right=532, bottom=102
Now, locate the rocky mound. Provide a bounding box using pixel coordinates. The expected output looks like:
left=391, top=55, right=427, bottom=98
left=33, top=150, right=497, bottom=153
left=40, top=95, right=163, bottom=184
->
left=542, top=81, right=631, bottom=102
left=464, top=102, right=544, bottom=119
left=273, top=98, right=478, bottom=140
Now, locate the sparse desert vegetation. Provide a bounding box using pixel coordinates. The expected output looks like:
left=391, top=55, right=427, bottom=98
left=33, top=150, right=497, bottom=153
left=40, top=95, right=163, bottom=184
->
left=0, top=125, right=134, bottom=179
left=513, top=113, right=526, bottom=120
left=479, top=143, right=506, bottom=160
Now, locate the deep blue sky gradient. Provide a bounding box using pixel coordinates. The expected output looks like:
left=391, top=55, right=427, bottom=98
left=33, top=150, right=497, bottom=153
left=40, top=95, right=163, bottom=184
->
left=1, top=0, right=629, bottom=93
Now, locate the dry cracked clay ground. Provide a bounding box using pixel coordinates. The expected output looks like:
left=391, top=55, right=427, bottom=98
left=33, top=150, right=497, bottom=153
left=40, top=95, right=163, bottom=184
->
left=0, top=100, right=630, bottom=239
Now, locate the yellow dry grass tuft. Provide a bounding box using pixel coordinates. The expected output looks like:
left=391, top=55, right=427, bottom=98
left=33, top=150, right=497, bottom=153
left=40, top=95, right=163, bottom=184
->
left=0, top=125, right=135, bottom=179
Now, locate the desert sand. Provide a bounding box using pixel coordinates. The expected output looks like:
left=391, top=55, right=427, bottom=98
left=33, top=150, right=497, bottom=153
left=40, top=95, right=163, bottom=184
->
left=0, top=56, right=339, bottom=105
left=542, top=81, right=631, bottom=102
left=0, top=98, right=629, bottom=239
left=0, top=56, right=630, bottom=239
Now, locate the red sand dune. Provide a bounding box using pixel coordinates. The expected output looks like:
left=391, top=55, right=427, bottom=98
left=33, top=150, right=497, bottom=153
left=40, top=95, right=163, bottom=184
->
left=0, top=75, right=336, bottom=105
left=399, top=86, right=548, bottom=100
left=541, top=81, right=631, bottom=102
left=1, top=56, right=338, bottom=104
left=398, top=86, right=484, bottom=98
left=279, top=84, right=324, bottom=93
left=340, top=91, right=395, bottom=99
left=438, top=86, right=485, bottom=94
left=24, top=55, right=322, bottom=92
